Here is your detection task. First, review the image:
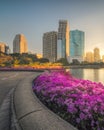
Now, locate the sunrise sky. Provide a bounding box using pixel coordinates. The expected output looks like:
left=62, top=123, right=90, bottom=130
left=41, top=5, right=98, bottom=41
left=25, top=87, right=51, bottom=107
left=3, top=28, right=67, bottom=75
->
left=0, top=0, right=104, bottom=55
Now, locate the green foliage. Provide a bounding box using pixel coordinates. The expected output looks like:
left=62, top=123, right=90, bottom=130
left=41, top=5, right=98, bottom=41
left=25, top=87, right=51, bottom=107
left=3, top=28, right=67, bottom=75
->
left=56, top=58, right=69, bottom=66
left=6, top=53, right=49, bottom=66
left=10, top=53, right=37, bottom=65
left=3, top=61, right=13, bottom=67
left=19, top=57, right=32, bottom=65
left=38, top=58, right=49, bottom=63
left=10, top=53, right=21, bottom=57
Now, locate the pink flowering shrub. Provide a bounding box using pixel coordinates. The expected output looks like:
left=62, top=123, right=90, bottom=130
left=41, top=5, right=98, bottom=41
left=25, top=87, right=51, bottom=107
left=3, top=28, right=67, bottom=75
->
left=33, top=71, right=104, bottom=130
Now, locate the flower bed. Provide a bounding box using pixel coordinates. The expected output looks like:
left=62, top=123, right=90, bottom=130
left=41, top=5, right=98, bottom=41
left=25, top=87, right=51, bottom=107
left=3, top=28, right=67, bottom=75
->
left=33, top=70, right=104, bottom=130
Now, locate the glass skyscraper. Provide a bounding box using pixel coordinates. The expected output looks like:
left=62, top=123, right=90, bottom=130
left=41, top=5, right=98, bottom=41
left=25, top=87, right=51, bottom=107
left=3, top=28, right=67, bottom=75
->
left=70, top=30, right=85, bottom=57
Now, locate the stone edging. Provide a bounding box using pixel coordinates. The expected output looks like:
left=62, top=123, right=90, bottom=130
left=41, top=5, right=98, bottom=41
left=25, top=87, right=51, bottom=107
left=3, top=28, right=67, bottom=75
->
left=13, top=72, right=77, bottom=130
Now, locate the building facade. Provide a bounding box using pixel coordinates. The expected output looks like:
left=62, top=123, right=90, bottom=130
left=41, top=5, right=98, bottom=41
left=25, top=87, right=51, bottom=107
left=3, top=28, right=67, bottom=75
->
left=0, top=43, right=10, bottom=54
left=43, top=31, right=57, bottom=62
left=57, top=20, right=69, bottom=60
left=70, top=30, right=85, bottom=62
left=94, top=47, right=100, bottom=62
left=85, top=52, right=94, bottom=63
left=13, top=34, right=28, bottom=54
left=0, top=43, right=6, bottom=53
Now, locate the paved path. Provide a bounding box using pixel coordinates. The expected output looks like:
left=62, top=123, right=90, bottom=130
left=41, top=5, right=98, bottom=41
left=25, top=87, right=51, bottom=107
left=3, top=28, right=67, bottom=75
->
left=0, top=71, right=77, bottom=130
left=0, top=71, right=35, bottom=106
left=0, top=71, right=37, bottom=130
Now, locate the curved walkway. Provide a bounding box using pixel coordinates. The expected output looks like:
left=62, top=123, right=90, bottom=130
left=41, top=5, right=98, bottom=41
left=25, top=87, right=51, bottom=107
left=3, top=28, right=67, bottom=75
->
left=13, top=72, right=77, bottom=130
left=0, top=71, right=77, bottom=130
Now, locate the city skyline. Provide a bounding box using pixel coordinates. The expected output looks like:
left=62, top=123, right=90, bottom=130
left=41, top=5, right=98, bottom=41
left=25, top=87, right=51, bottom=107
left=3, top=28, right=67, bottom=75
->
left=0, top=0, right=104, bottom=55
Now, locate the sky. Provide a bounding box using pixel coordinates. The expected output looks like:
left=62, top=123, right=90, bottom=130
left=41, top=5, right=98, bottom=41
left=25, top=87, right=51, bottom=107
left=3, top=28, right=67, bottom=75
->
left=0, top=0, right=104, bottom=56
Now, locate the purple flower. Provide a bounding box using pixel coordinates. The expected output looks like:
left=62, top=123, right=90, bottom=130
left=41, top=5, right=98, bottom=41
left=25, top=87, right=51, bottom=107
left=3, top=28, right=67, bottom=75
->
left=80, top=112, right=86, bottom=120
left=33, top=70, right=104, bottom=130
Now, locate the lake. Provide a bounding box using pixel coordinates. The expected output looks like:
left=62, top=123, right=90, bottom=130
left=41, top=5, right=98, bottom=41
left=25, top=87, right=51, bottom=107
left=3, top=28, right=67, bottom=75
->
left=67, top=68, right=104, bottom=84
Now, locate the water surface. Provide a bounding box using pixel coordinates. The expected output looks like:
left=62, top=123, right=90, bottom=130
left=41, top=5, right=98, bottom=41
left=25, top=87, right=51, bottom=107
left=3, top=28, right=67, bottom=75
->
left=68, top=68, right=104, bottom=84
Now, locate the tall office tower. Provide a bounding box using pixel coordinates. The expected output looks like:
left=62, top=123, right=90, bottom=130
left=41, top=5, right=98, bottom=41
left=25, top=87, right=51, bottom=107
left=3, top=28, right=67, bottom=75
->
left=85, top=52, right=94, bottom=63
left=43, top=31, right=57, bottom=62
left=13, top=34, right=28, bottom=54
left=0, top=43, right=6, bottom=53
left=57, top=20, right=69, bottom=59
left=94, top=47, right=100, bottom=62
left=70, top=30, right=85, bottom=62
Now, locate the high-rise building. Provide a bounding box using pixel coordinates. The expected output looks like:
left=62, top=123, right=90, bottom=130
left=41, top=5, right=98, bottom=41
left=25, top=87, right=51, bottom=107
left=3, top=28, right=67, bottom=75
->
left=85, top=52, right=94, bottom=63
left=13, top=34, right=28, bottom=54
left=0, top=43, right=6, bottom=53
left=70, top=30, right=85, bottom=62
left=70, top=30, right=85, bottom=56
left=0, top=43, right=10, bottom=54
left=57, top=20, right=69, bottom=59
left=43, top=31, right=57, bottom=62
left=94, top=47, right=100, bottom=62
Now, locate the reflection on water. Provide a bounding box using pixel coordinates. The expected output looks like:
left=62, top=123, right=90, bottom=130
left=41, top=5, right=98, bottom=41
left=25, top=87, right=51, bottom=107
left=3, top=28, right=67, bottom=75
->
left=68, top=68, right=104, bottom=84
left=68, top=69, right=83, bottom=79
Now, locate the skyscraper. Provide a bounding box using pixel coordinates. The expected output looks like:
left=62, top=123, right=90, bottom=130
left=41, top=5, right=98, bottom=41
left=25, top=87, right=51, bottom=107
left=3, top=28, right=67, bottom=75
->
left=57, top=20, right=69, bottom=60
left=94, top=47, right=100, bottom=62
left=13, top=34, right=28, bottom=54
left=70, top=30, right=85, bottom=62
left=43, top=31, right=57, bottom=62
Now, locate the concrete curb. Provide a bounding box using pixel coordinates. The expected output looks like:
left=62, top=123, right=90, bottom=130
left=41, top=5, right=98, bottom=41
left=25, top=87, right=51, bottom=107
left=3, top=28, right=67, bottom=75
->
left=13, top=72, right=77, bottom=130
left=0, top=89, right=13, bottom=130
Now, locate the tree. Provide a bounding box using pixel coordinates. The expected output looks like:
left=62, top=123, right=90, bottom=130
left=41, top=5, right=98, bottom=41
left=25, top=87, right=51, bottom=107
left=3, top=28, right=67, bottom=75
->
left=19, top=57, right=32, bottom=65
left=56, top=58, right=69, bottom=66
left=3, top=60, right=13, bottom=67
left=38, top=58, right=49, bottom=63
